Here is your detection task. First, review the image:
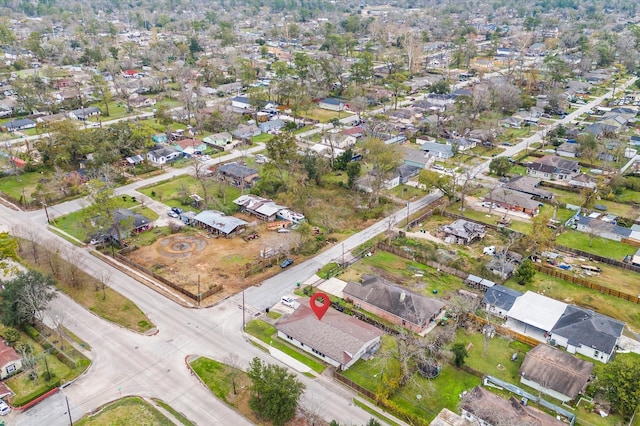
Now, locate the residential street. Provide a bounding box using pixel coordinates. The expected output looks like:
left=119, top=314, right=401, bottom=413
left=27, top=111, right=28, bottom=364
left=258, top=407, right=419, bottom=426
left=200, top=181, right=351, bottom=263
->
left=0, top=76, right=634, bottom=425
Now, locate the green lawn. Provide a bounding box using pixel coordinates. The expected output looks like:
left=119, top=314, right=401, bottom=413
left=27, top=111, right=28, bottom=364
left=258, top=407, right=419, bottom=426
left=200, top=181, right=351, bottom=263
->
left=244, top=320, right=326, bottom=373
left=387, top=184, right=426, bottom=201
left=151, top=399, right=195, bottom=426
left=556, top=230, right=637, bottom=260
left=76, top=397, right=173, bottom=425
left=300, top=107, right=354, bottom=123
left=53, top=197, right=159, bottom=243
left=252, top=133, right=275, bottom=143
left=138, top=174, right=242, bottom=214
left=0, top=169, right=56, bottom=205
left=86, top=101, right=130, bottom=121
left=4, top=324, right=90, bottom=407
left=343, top=335, right=481, bottom=423
left=190, top=357, right=238, bottom=404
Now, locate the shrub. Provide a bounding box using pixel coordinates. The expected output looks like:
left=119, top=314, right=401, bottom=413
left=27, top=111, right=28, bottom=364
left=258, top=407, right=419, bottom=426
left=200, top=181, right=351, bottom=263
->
left=23, top=325, right=39, bottom=340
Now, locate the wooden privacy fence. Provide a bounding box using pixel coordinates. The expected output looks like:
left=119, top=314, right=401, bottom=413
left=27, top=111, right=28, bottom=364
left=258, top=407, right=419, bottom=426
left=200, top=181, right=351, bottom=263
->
left=468, top=314, right=541, bottom=347
left=376, top=242, right=469, bottom=280
left=555, top=245, right=640, bottom=273
left=113, top=252, right=222, bottom=301
left=533, top=263, right=640, bottom=304
left=334, top=373, right=377, bottom=401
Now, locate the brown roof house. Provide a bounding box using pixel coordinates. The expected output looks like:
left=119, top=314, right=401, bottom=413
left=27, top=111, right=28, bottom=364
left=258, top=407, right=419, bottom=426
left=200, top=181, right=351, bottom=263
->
left=276, top=303, right=383, bottom=370
left=519, top=345, right=594, bottom=403
left=0, top=341, right=22, bottom=379
left=485, top=188, right=540, bottom=216
left=461, top=386, right=565, bottom=426
left=343, top=275, right=446, bottom=334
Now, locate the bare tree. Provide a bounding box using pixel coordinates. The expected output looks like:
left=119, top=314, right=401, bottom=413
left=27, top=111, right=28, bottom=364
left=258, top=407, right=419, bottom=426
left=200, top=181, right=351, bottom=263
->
left=192, top=160, right=213, bottom=208
left=97, top=270, right=110, bottom=301
left=223, top=353, right=243, bottom=395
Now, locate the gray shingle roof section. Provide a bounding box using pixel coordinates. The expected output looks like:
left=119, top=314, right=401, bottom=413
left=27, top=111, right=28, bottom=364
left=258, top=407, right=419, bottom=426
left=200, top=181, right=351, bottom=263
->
left=343, top=275, right=445, bottom=327
left=551, top=306, right=624, bottom=355
left=482, top=285, right=522, bottom=310
left=218, top=162, right=258, bottom=178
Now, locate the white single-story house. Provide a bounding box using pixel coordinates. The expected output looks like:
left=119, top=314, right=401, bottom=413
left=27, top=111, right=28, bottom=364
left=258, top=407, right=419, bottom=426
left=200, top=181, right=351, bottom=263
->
left=0, top=341, right=22, bottom=379
left=231, top=96, right=251, bottom=109
left=276, top=303, right=383, bottom=370
left=319, top=98, right=346, bottom=111
left=147, top=146, right=181, bottom=164
left=203, top=132, right=233, bottom=147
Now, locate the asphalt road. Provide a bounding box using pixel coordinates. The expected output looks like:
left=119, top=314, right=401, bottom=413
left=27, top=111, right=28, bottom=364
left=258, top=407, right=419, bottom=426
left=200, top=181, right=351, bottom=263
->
left=3, top=76, right=635, bottom=425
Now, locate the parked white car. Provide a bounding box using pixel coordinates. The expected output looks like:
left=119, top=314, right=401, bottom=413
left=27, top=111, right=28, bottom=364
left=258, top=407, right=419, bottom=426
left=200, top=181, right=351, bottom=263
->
left=483, top=246, right=496, bottom=256
left=281, top=296, right=296, bottom=308
left=0, top=400, right=11, bottom=415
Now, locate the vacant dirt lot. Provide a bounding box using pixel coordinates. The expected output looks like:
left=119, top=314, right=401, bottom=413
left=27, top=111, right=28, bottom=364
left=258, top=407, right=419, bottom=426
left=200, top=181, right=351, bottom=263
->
left=126, top=221, right=296, bottom=303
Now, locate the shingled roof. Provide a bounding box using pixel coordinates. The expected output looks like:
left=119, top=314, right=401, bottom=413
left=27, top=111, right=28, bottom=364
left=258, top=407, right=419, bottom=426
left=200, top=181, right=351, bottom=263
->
left=276, top=303, right=383, bottom=367
left=343, top=275, right=445, bottom=328
left=519, top=345, right=593, bottom=400
left=551, top=306, right=624, bottom=355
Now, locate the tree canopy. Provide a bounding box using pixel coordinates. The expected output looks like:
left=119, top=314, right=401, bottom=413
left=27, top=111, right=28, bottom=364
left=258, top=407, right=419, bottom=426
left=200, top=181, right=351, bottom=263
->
left=247, top=357, right=305, bottom=426
left=1, top=270, right=56, bottom=327
left=600, top=354, right=640, bottom=416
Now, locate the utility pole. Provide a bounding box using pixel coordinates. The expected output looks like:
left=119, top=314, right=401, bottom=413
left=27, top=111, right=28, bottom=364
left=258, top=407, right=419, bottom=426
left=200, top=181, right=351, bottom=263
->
left=63, top=390, right=73, bottom=425
left=406, top=201, right=410, bottom=228
left=43, top=203, right=51, bottom=223
left=242, top=290, right=245, bottom=329
left=197, top=275, right=201, bottom=307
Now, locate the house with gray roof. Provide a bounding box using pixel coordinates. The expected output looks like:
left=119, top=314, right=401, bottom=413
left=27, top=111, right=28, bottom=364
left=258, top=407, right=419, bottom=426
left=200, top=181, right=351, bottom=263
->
left=526, top=155, right=580, bottom=181
left=232, top=124, right=261, bottom=140
left=519, top=345, right=594, bottom=402
left=233, top=194, right=287, bottom=222
left=68, top=106, right=101, bottom=121
left=504, top=176, right=553, bottom=200
left=487, top=258, right=515, bottom=280
left=482, top=285, right=522, bottom=318
left=418, top=139, right=454, bottom=159
left=550, top=305, right=624, bottom=363
left=556, top=141, right=579, bottom=158
left=276, top=302, right=383, bottom=370
left=217, top=162, right=259, bottom=188
left=442, top=219, right=486, bottom=245
left=343, top=274, right=446, bottom=334
left=192, top=210, right=247, bottom=237
left=575, top=215, right=632, bottom=242
left=318, top=98, right=346, bottom=111
left=147, top=145, right=181, bottom=164
left=259, top=118, right=285, bottom=133
left=400, top=146, right=430, bottom=169
left=1, top=118, right=35, bottom=132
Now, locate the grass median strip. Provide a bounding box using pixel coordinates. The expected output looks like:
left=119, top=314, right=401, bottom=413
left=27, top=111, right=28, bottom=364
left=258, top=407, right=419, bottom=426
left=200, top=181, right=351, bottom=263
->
left=245, top=319, right=326, bottom=374
left=152, top=398, right=196, bottom=426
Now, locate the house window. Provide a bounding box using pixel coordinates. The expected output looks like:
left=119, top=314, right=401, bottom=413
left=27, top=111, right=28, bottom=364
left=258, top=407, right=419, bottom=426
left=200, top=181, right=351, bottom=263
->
left=6, top=364, right=16, bottom=373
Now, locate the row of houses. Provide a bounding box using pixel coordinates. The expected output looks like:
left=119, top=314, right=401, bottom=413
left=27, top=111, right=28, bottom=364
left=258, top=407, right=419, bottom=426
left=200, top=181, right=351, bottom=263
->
left=483, top=285, right=624, bottom=363
left=1, top=106, right=102, bottom=132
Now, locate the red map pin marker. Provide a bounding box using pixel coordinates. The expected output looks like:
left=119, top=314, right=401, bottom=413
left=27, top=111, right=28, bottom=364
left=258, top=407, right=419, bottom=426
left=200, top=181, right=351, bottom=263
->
left=310, top=292, right=330, bottom=320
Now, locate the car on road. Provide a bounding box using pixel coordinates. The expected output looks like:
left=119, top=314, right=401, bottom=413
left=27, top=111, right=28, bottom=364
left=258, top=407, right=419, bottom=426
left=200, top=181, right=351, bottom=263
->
left=0, top=400, right=11, bottom=415
left=281, top=296, right=296, bottom=308
left=171, top=207, right=183, bottom=215
left=432, top=164, right=445, bottom=171
left=167, top=210, right=179, bottom=218
left=280, top=258, right=293, bottom=268
left=501, top=142, right=512, bottom=146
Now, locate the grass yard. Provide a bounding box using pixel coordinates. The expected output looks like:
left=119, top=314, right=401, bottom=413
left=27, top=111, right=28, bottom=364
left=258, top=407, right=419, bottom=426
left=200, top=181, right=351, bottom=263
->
left=343, top=335, right=481, bottom=423
left=0, top=169, right=56, bottom=205
left=300, top=107, right=354, bottom=123
left=76, top=397, right=174, bottom=425
left=86, top=101, right=130, bottom=122
left=189, top=356, right=266, bottom=424
left=252, top=133, right=275, bottom=143
left=151, top=399, right=196, bottom=426
left=138, top=174, right=242, bottom=214
left=453, top=330, right=531, bottom=383
left=556, top=230, right=637, bottom=260
left=338, top=250, right=467, bottom=299
left=3, top=324, right=90, bottom=407
left=52, top=197, right=159, bottom=243
left=17, top=239, right=154, bottom=333
left=244, top=320, right=326, bottom=373
left=387, top=184, right=426, bottom=201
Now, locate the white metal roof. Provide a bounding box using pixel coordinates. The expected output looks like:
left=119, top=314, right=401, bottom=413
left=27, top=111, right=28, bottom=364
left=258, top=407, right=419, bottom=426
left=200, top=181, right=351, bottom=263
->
left=507, top=291, right=567, bottom=332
